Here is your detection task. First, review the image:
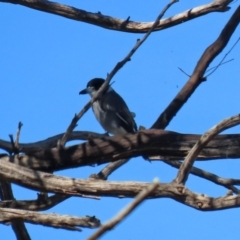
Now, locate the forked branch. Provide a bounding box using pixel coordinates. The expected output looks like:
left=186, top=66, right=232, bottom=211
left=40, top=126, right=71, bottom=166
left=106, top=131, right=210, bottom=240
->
left=152, top=5, right=240, bottom=129
left=174, top=114, right=240, bottom=184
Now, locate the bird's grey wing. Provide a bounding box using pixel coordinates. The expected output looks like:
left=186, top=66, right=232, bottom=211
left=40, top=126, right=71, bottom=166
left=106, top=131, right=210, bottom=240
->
left=100, top=91, right=137, bottom=133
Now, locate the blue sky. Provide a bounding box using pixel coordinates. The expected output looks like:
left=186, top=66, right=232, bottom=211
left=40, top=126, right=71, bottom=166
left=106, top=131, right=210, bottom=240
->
left=1, top=0, right=240, bottom=239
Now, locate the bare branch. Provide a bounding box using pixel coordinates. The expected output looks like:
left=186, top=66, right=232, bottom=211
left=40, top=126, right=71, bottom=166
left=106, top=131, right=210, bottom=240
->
left=15, top=122, right=23, bottom=151
left=1, top=121, right=30, bottom=240
left=91, top=159, right=130, bottom=180
left=174, top=114, right=240, bottom=184
left=59, top=0, right=177, bottom=147
left=88, top=180, right=160, bottom=240
left=0, top=193, right=70, bottom=211
left=0, top=208, right=100, bottom=231
left=2, top=130, right=240, bottom=172
left=164, top=160, right=240, bottom=194
left=0, top=0, right=232, bottom=33
left=206, top=36, right=240, bottom=76
left=0, top=130, right=105, bottom=153
left=151, top=5, right=240, bottom=129
left=0, top=181, right=31, bottom=240
left=1, top=161, right=240, bottom=211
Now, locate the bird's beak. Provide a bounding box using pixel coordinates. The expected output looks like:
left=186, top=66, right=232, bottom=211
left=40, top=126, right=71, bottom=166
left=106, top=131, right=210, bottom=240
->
left=79, top=88, right=88, bottom=94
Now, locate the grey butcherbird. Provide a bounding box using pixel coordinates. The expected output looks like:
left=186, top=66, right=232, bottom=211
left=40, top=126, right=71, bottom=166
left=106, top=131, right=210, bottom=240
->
left=79, top=78, right=137, bottom=135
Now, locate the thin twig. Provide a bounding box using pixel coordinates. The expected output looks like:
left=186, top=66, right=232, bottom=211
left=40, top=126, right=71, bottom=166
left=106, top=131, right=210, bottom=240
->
left=178, top=67, right=191, bottom=77
left=206, top=58, right=234, bottom=72
left=8, top=134, right=15, bottom=154
left=87, top=179, right=160, bottom=240
left=174, top=114, right=240, bottom=184
left=206, top=36, right=240, bottom=76
left=90, top=159, right=130, bottom=180
left=15, top=121, right=23, bottom=151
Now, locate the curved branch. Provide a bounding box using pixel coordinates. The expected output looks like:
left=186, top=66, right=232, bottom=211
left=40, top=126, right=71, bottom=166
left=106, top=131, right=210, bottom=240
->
left=0, top=0, right=232, bottom=33
left=175, top=114, right=240, bottom=184
left=0, top=131, right=105, bottom=153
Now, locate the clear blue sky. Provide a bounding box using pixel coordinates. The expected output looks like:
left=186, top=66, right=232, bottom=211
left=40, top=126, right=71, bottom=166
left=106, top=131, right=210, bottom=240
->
left=1, top=1, right=240, bottom=239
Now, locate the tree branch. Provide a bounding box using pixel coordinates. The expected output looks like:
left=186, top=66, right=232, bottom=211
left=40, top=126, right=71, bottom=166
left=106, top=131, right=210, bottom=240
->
left=0, top=0, right=232, bottom=33
left=174, top=114, right=240, bottom=184
left=164, top=160, right=240, bottom=194
left=0, top=122, right=31, bottom=240
left=91, top=158, right=130, bottom=180
left=0, top=207, right=100, bottom=231
left=1, top=130, right=240, bottom=172
left=88, top=180, right=160, bottom=240
left=151, top=5, right=240, bottom=129
left=0, top=193, right=70, bottom=211
left=0, top=161, right=240, bottom=211
left=0, top=130, right=105, bottom=153
left=0, top=181, right=31, bottom=240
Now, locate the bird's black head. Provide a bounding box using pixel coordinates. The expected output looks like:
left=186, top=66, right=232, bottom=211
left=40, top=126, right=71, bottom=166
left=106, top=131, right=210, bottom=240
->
left=86, top=78, right=105, bottom=90
left=79, top=78, right=107, bottom=95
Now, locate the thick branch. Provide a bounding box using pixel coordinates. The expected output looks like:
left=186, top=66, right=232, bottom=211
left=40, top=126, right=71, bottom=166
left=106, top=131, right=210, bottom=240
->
left=0, top=0, right=232, bottom=33
left=1, top=130, right=239, bottom=172
left=152, top=4, right=240, bottom=129
left=0, top=161, right=240, bottom=211
left=0, top=207, right=100, bottom=231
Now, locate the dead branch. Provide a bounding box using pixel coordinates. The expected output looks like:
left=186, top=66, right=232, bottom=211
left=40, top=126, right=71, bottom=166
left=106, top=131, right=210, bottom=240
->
left=1, top=130, right=239, bottom=172
left=0, top=121, right=30, bottom=240
left=88, top=180, right=160, bottom=240
left=152, top=4, right=240, bottom=129
left=0, top=131, right=105, bottom=153
left=91, top=159, right=130, bottom=180
left=14, top=122, right=23, bottom=152
left=0, top=207, right=100, bottom=231
left=0, top=181, right=30, bottom=240
left=0, top=161, right=240, bottom=211
left=0, top=0, right=232, bottom=33
left=175, top=114, right=240, bottom=184
left=164, top=160, right=240, bottom=194
left=0, top=193, right=70, bottom=211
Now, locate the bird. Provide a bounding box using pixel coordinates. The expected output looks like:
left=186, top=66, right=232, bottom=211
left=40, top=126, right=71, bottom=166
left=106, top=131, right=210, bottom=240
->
left=79, top=78, right=137, bottom=135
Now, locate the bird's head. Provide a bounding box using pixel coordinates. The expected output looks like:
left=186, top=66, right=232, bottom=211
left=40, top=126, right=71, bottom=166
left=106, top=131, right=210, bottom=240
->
left=79, top=78, right=108, bottom=97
